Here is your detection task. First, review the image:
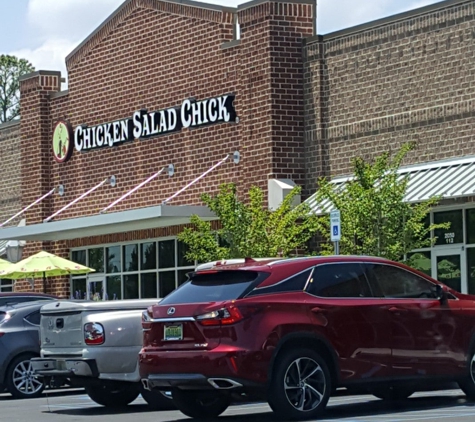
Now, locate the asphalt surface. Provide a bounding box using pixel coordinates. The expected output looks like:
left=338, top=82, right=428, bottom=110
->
left=2, top=388, right=475, bottom=421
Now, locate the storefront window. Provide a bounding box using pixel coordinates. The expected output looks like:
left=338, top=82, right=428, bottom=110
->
left=106, top=246, right=121, bottom=273
left=177, top=241, right=193, bottom=267
left=159, top=240, right=175, bottom=269
left=141, top=273, right=157, bottom=298
left=406, top=251, right=432, bottom=276
left=88, top=248, right=104, bottom=272
left=71, top=238, right=195, bottom=300
left=159, top=271, right=176, bottom=298
left=107, top=275, right=122, bottom=300
left=124, top=274, right=139, bottom=299
left=71, top=278, right=87, bottom=300
left=467, top=247, right=475, bottom=295
left=0, top=279, right=13, bottom=292
left=71, top=250, right=86, bottom=266
left=141, top=242, right=156, bottom=270
left=466, top=209, right=475, bottom=245
left=178, top=269, right=191, bottom=286
left=123, top=244, right=138, bottom=272
left=433, top=210, right=463, bottom=245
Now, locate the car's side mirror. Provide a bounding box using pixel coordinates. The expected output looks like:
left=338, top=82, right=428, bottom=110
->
left=435, top=284, right=448, bottom=305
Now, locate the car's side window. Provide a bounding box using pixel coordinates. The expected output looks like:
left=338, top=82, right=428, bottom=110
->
left=247, top=268, right=313, bottom=297
left=24, top=311, right=41, bottom=326
left=366, top=263, right=438, bottom=299
left=306, top=263, right=373, bottom=298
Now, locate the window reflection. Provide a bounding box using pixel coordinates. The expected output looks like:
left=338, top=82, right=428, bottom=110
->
left=123, top=244, right=139, bottom=272
left=106, top=246, right=121, bottom=273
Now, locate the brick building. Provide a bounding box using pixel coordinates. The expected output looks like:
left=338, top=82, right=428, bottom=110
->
left=0, top=0, right=474, bottom=297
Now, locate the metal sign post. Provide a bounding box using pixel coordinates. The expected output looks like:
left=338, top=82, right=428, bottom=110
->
left=330, top=209, right=341, bottom=255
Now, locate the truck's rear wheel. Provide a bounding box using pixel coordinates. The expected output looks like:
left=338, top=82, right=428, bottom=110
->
left=85, top=383, right=140, bottom=407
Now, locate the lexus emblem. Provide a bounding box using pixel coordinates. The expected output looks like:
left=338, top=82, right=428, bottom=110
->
left=167, top=307, right=176, bottom=315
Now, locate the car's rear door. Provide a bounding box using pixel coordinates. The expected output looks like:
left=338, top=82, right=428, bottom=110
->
left=305, top=262, right=392, bottom=383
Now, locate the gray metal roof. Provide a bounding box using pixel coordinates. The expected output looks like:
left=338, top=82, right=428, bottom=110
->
left=306, top=155, right=475, bottom=214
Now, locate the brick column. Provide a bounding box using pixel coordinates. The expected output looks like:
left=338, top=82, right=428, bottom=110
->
left=237, top=0, right=315, bottom=199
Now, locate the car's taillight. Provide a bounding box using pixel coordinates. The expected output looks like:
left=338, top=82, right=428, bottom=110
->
left=84, top=322, right=105, bottom=345
left=142, top=309, right=153, bottom=330
left=0, top=332, right=4, bottom=338
left=196, top=306, right=244, bottom=326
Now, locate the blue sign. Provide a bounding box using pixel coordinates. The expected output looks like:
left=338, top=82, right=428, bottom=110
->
left=330, top=210, right=341, bottom=241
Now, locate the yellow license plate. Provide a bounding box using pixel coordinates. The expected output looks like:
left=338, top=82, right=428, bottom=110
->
left=164, top=324, right=183, bottom=341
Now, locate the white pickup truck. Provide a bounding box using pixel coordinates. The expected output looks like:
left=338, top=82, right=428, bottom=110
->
left=31, top=299, right=173, bottom=409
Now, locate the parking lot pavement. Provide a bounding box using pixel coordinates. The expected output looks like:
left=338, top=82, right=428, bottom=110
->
left=2, top=388, right=475, bottom=422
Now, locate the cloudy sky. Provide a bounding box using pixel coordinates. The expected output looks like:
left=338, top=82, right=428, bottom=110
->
left=1, top=0, right=441, bottom=80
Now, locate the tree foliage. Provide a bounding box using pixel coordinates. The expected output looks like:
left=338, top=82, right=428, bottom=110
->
left=178, top=183, right=319, bottom=262
left=313, top=142, right=449, bottom=262
left=0, top=55, right=35, bottom=123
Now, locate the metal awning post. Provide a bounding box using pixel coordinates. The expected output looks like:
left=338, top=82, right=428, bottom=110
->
left=162, top=155, right=231, bottom=204
left=100, top=167, right=168, bottom=214
left=0, top=187, right=58, bottom=227
left=45, top=177, right=114, bottom=223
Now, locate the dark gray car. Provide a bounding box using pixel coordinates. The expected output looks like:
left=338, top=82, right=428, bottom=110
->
left=0, top=300, right=56, bottom=398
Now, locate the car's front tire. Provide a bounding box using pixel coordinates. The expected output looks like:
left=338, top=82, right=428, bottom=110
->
left=5, top=354, right=45, bottom=399
left=172, top=389, right=230, bottom=419
left=85, top=383, right=140, bottom=407
left=459, top=348, right=475, bottom=400
left=268, top=348, right=331, bottom=420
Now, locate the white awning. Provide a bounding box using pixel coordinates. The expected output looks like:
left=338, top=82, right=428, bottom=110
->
left=306, top=156, right=475, bottom=214
left=0, top=205, right=217, bottom=242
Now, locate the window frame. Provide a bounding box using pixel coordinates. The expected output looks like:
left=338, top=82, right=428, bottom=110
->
left=70, top=236, right=195, bottom=300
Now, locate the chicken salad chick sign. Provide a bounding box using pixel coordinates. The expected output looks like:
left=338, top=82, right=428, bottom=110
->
left=52, top=94, right=237, bottom=163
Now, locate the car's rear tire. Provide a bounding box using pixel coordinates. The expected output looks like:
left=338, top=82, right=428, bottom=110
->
left=371, top=386, right=414, bottom=400
left=172, top=389, right=230, bottom=419
left=268, top=348, right=331, bottom=420
left=85, top=383, right=140, bottom=407
left=140, top=386, right=175, bottom=410
left=458, top=348, right=475, bottom=400
left=5, top=354, right=45, bottom=399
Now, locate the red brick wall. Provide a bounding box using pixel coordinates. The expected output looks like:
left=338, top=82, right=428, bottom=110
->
left=0, top=121, right=22, bottom=224
left=15, top=0, right=315, bottom=296
left=304, top=0, right=475, bottom=195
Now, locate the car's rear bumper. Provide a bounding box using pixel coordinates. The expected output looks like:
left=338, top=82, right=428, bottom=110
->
left=139, top=348, right=271, bottom=390
left=31, top=358, right=99, bottom=378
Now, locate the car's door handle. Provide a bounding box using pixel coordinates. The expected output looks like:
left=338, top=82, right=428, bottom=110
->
left=311, top=307, right=326, bottom=313
left=388, top=306, right=406, bottom=313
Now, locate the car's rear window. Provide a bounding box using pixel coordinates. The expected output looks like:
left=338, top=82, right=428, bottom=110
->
left=160, top=270, right=266, bottom=305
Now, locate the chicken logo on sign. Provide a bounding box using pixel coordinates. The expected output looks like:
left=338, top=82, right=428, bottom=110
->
left=52, top=119, right=74, bottom=163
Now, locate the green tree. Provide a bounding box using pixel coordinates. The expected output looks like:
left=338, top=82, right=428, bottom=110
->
left=313, top=142, right=449, bottom=262
left=178, top=183, right=319, bottom=262
left=0, top=55, right=35, bottom=123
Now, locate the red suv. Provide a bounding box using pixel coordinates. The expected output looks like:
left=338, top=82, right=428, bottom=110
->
left=139, top=256, right=475, bottom=420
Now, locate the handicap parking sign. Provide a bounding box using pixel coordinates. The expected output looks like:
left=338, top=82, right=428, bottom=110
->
left=330, top=210, right=341, bottom=241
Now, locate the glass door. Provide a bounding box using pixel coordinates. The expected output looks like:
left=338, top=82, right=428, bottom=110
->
left=87, top=274, right=105, bottom=301
left=431, top=247, right=466, bottom=293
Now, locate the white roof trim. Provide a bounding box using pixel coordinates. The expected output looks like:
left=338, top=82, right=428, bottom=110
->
left=0, top=205, right=217, bottom=242
left=306, top=155, right=475, bottom=214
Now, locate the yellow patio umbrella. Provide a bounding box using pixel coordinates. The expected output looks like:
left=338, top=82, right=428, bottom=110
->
left=0, top=250, right=95, bottom=293
left=0, top=258, right=13, bottom=272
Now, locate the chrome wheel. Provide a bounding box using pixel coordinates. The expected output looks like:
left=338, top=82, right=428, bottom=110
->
left=470, top=353, right=475, bottom=384
left=283, top=357, right=326, bottom=413
left=12, top=360, right=43, bottom=396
